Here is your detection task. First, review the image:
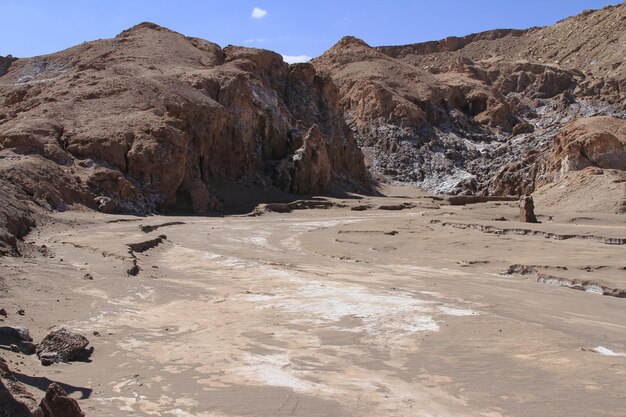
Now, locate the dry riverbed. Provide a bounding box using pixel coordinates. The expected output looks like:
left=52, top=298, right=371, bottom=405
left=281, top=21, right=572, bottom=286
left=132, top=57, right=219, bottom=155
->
left=1, top=188, right=625, bottom=416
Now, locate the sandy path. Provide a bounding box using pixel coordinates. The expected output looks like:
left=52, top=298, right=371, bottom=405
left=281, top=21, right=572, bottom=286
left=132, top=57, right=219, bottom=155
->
left=1, top=197, right=625, bottom=416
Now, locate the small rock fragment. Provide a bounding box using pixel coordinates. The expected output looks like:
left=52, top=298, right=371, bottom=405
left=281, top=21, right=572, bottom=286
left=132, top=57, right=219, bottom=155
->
left=502, top=264, right=538, bottom=276
left=512, top=122, right=535, bottom=136
left=20, top=341, right=37, bottom=355
left=127, top=264, right=140, bottom=276
left=94, top=196, right=117, bottom=213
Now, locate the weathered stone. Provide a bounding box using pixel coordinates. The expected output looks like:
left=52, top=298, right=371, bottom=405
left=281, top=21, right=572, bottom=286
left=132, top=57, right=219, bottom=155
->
left=0, top=326, right=32, bottom=341
left=36, top=329, right=89, bottom=365
left=95, top=196, right=117, bottom=214
left=512, top=123, right=535, bottom=136
left=20, top=341, right=37, bottom=355
left=519, top=195, right=539, bottom=223
left=502, top=264, right=538, bottom=275
left=312, top=5, right=626, bottom=197
left=546, top=117, right=626, bottom=182
left=289, top=125, right=332, bottom=195
left=39, top=383, right=85, bottom=417
left=127, top=263, right=140, bottom=276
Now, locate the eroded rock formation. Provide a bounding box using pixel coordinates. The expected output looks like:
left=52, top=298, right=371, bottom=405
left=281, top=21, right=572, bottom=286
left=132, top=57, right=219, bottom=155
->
left=519, top=195, right=538, bottom=223
left=532, top=117, right=626, bottom=214
left=0, top=23, right=369, bottom=251
left=1, top=5, right=625, bottom=250
left=547, top=117, right=626, bottom=181
left=312, top=3, right=626, bottom=197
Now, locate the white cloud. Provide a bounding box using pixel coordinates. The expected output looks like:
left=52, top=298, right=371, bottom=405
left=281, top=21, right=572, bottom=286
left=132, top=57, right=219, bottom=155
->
left=282, top=55, right=312, bottom=64
left=251, top=7, right=268, bottom=19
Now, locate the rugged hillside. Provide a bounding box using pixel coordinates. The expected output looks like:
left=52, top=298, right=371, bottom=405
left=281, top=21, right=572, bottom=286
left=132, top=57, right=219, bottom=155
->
left=1, top=6, right=625, bottom=253
left=313, top=3, right=626, bottom=198
left=0, top=23, right=369, bottom=254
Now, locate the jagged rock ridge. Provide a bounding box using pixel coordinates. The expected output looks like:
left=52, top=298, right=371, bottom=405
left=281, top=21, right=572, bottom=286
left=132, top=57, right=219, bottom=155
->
left=312, top=3, right=626, bottom=201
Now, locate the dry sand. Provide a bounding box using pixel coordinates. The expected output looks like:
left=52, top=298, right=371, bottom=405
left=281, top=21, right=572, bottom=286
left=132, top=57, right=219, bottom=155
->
left=1, top=186, right=625, bottom=416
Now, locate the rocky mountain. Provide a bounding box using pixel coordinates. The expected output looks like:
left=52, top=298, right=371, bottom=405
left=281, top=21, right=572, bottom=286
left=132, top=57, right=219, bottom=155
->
left=0, top=23, right=369, bottom=254
left=312, top=3, right=625, bottom=198
left=1, top=5, right=625, bottom=254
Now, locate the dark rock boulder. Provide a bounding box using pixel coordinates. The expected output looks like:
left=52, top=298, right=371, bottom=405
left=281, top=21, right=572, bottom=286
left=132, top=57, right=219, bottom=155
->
left=39, top=384, right=85, bottom=417
left=36, top=329, right=89, bottom=365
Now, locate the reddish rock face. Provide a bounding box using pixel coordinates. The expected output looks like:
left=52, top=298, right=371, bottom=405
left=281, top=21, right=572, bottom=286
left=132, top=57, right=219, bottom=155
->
left=0, top=25, right=368, bottom=214
left=547, top=116, right=626, bottom=182
left=0, top=23, right=369, bottom=250
left=40, top=383, right=85, bottom=417
left=275, top=125, right=332, bottom=195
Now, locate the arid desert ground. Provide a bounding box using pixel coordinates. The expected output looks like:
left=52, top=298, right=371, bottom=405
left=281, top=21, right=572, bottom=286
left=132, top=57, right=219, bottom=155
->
left=1, top=187, right=625, bottom=417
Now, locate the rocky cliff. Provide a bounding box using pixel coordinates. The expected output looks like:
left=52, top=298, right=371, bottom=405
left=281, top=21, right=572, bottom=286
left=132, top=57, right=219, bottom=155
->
left=313, top=3, right=626, bottom=198
left=0, top=23, right=369, bottom=253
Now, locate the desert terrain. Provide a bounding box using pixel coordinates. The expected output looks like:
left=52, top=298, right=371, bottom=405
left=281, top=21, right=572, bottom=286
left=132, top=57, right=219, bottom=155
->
left=1, top=3, right=625, bottom=416
left=1, top=186, right=625, bottom=416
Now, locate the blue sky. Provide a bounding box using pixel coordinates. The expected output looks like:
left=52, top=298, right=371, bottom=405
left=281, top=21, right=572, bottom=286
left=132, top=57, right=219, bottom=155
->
left=0, top=1, right=621, bottom=62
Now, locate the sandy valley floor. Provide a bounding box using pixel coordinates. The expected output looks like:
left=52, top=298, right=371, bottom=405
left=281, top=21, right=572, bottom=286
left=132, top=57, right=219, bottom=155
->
left=1, top=187, right=625, bottom=416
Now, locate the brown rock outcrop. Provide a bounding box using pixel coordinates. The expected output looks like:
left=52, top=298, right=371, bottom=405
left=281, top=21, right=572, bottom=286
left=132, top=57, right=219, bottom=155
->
left=519, top=195, right=538, bottom=223
left=533, top=168, right=626, bottom=215
left=0, top=358, right=85, bottom=417
left=275, top=125, right=332, bottom=194
left=0, top=22, right=369, bottom=250
left=530, top=116, right=626, bottom=214
left=512, top=123, right=535, bottom=136
left=39, top=383, right=85, bottom=417
left=546, top=116, right=626, bottom=182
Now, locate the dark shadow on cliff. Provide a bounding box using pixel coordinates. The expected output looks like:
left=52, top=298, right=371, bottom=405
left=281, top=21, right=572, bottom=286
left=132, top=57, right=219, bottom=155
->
left=210, top=183, right=379, bottom=215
